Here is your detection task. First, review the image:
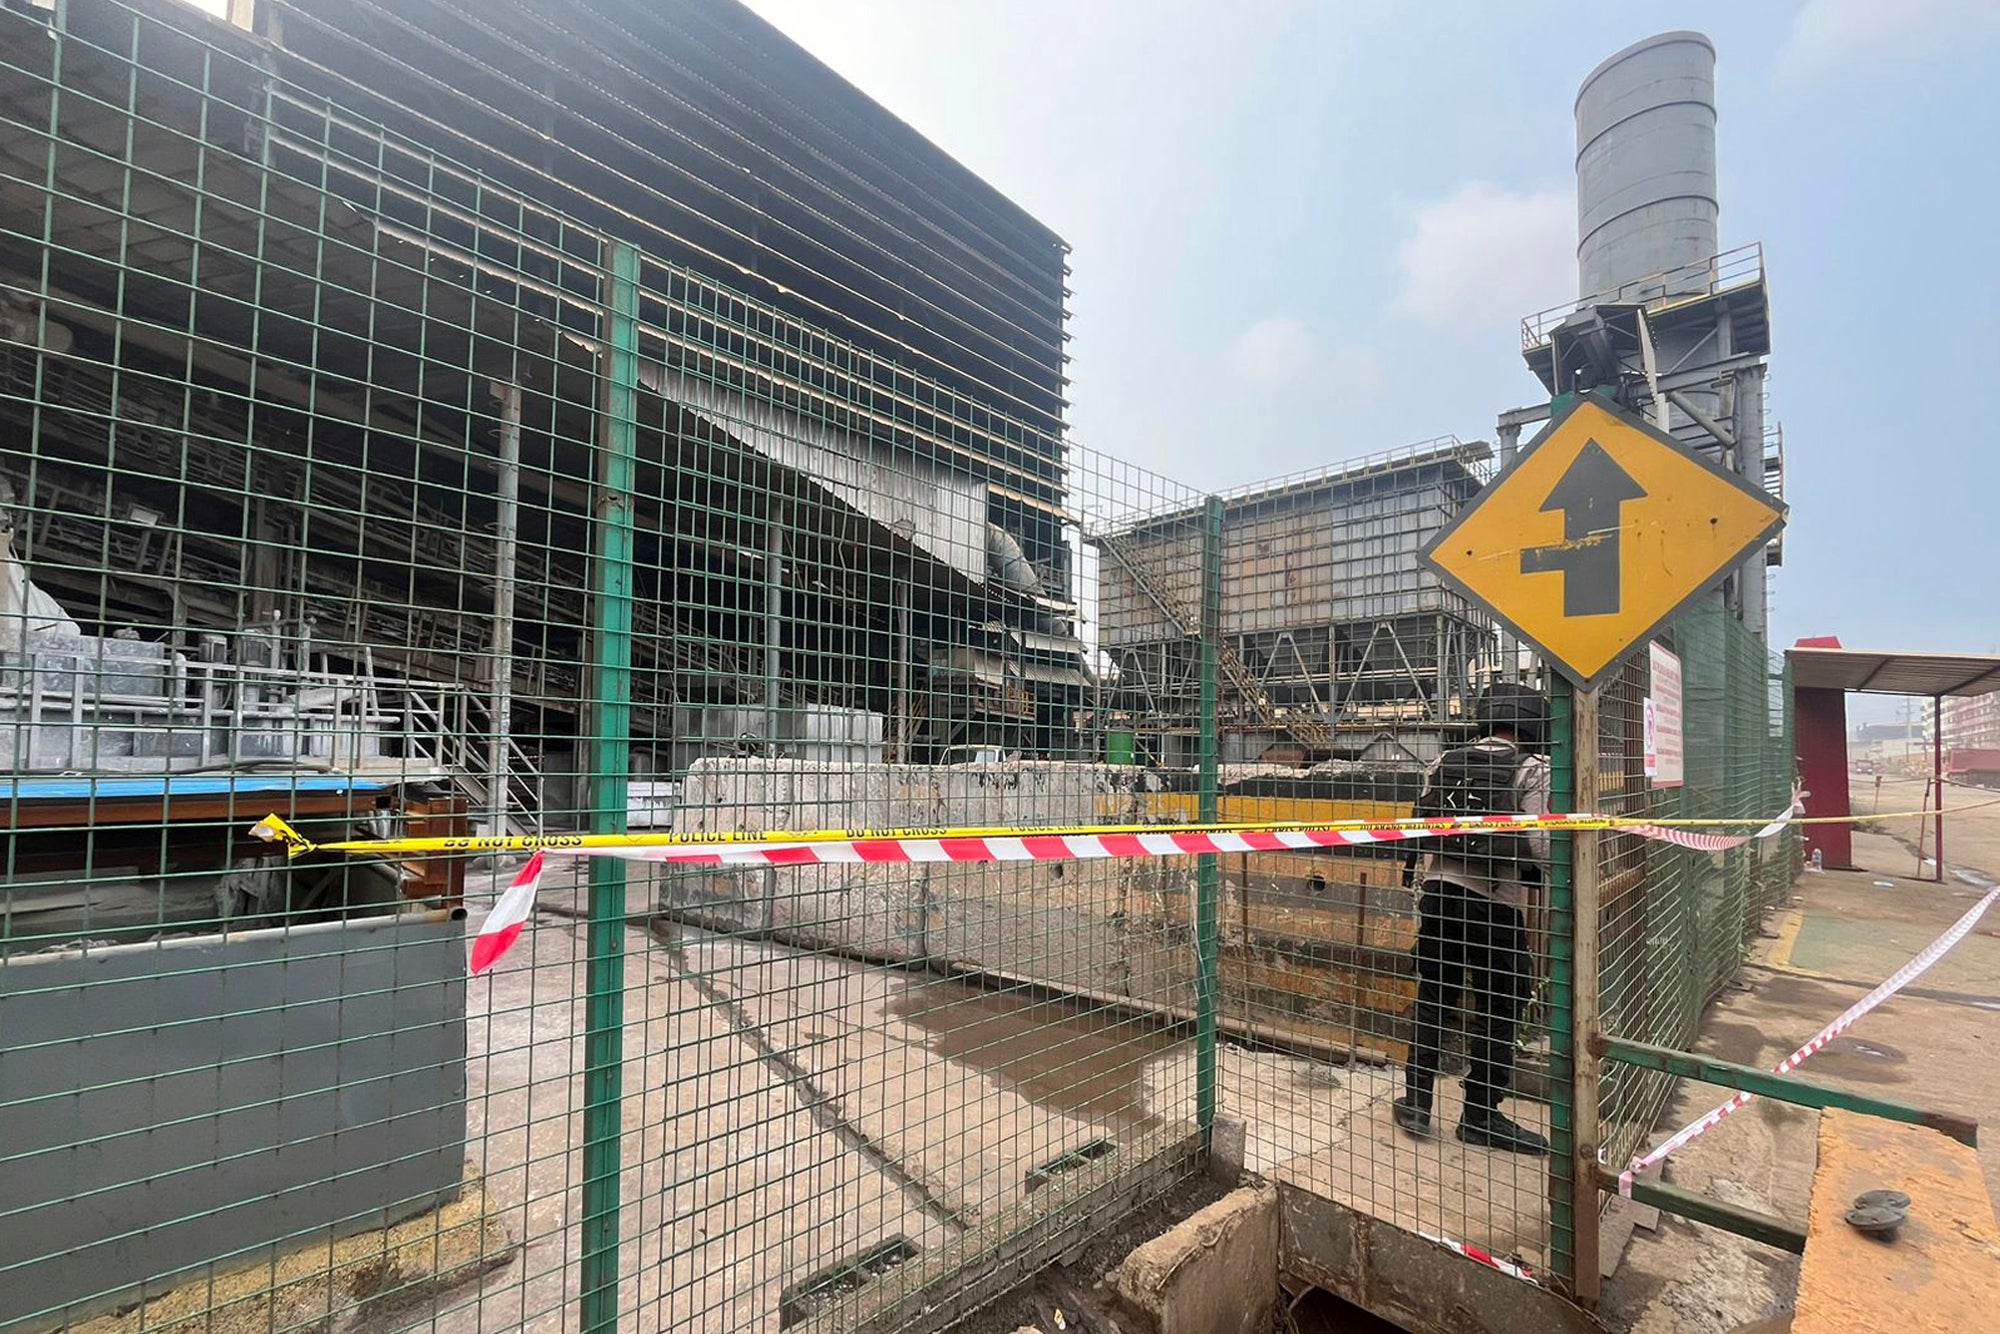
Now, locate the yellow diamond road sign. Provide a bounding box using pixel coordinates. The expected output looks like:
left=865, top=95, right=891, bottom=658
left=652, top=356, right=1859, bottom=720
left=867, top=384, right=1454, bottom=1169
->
left=1422, top=396, right=1786, bottom=690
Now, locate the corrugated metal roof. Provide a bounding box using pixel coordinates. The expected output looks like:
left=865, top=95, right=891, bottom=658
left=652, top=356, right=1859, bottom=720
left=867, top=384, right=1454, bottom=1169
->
left=1013, top=659, right=1090, bottom=688
left=1786, top=648, right=2000, bottom=697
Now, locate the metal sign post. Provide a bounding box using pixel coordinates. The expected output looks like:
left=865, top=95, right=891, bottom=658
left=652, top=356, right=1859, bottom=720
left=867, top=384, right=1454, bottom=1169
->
left=1544, top=680, right=1602, bottom=1301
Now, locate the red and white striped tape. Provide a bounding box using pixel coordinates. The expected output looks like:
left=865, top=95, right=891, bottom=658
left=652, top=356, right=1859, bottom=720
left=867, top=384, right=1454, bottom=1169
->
left=469, top=801, right=1803, bottom=974
left=470, top=850, right=545, bottom=975
left=1420, top=1232, right=1536, bottom=1283
left=469, top=820, right=1546, bottom=972
left=1625, top=787, right=1803, bottom=853
left=558, top=817, right=1555, bottom=867
left=1618, top=880, right=2000, bottom=1195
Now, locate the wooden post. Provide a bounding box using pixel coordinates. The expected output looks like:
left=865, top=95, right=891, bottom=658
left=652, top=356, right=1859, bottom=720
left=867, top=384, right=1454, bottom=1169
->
left=1570, top=685, right=1603, bottom=1302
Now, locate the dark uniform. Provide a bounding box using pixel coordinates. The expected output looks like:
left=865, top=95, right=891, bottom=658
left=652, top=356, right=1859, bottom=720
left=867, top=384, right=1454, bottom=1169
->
left=1394, top=732, right=1551, bottom=1155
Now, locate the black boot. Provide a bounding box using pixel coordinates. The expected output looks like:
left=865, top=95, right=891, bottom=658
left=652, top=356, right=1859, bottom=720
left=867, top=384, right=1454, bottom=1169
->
left=1457, top=1105, right=1549, bottom=1155
left=1392, top=1094, right=1433, bottom=1137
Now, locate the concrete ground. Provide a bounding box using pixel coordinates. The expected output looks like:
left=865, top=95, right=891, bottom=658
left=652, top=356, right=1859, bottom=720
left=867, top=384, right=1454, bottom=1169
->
left=1219, top=1050, right=1553, bottom=1271
left=1859, top=772, right=2000, bottom=878
left=84, top=850, right=1478, bottom=1334
left=1600, top=781, right=2000, bottom=1334
left=425, top=857, right=1199, bottom=1333
left=80, top=848, right=1218, bottom=1334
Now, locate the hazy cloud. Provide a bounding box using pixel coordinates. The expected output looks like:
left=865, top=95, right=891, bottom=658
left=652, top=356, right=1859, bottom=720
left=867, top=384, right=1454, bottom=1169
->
left=1229, top=317, right=1317, bottom=387
left=1773, top=0, right=2000, bottom=86
left=1394, top=183, right=1574, bottom=331
left=1325, top=346, right=1387, bottom=400
left=1225, top=320, right=1386, bottom=403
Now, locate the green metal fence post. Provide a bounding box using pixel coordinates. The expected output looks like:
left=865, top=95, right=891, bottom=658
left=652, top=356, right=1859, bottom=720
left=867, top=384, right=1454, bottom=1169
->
left=1544, top=674, right=1583, bottom=1297
left=581, top=239, right=641, bottom=1331
left=1195, top=495, right=1224, bottom=1144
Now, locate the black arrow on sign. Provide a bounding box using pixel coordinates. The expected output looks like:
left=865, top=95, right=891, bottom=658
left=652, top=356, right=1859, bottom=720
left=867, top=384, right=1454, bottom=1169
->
left=1519, top=439, right=1647, bottom=616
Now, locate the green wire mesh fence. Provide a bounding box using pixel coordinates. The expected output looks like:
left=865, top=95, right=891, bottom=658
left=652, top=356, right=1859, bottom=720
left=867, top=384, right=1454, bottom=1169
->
left=1, top=6, right=1209, bottom=1326
left=1594, top=600, right=1798, bottom=1179
left=0, top=2, right=1800, bottom=1330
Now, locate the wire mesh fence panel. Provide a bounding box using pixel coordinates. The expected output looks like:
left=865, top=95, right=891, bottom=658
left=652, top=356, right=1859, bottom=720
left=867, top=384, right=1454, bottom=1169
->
left=614, top=422, right=1215, bottom=1334
left=1, top=6, right=621, bottom=1327
left=1594, top=599, right=1798, bottom=1178
left=0, top=5, right=1212, bottom=1329
left=1758, top=657, right=1798, bottom=914
left=1126, top=442, right=1577, bottom=1281
left=1591, top=644, right=1686, bottom=1179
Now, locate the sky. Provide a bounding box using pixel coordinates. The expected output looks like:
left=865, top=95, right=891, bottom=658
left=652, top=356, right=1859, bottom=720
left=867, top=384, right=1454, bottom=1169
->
left=735, top=0, right=2000, bottom=670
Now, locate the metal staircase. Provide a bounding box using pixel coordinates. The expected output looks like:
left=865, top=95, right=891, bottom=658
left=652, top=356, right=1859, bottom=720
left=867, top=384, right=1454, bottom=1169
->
left=398, top=685, right=546, bottom=835
left=1095, top=530, right=1333, bottom=753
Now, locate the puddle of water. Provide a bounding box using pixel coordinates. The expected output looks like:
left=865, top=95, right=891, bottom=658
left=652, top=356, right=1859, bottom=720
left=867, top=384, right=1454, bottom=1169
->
left=889, top=977, right=1186, bottom=1134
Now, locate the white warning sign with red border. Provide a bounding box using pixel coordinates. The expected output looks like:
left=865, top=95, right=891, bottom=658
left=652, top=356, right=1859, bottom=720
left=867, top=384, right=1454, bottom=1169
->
left=1646, top=643, right=1684, bottom=788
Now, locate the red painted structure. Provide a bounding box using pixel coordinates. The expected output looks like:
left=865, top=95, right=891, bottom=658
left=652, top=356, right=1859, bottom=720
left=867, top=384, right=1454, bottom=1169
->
left=1793, top=636, right=1854, bottom=869
left=1947, top=749, right=2000, bottom=785
left=1795, top=687, right=1854, bottom=869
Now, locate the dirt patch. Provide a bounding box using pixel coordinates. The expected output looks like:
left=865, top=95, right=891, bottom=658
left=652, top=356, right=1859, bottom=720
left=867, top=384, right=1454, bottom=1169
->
left=64, top=1181, right=512, bottom=1334
left=955, top=1171, right=1240, bottom=1334
left=1803, top=1035, right=1910, bottom=1086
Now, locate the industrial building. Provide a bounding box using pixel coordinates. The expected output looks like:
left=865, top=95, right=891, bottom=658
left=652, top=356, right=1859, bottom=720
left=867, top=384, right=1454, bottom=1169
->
left=1942, top=694, right=2000, bottom=753
left=1094, top=436, right=1496, bottom=767
left=0, top=1, right=1097, bottom=1324
left=1, top=0, right=1090, bottom=856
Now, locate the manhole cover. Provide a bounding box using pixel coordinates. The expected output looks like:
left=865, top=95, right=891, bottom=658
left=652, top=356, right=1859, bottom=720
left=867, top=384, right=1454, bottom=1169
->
left=1824, top=1036, right=1906, bottom=1063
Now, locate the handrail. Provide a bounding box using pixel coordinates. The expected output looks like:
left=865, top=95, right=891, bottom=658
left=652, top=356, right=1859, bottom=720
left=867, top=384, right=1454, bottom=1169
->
left=1521, top=242, right=1765, bottom=349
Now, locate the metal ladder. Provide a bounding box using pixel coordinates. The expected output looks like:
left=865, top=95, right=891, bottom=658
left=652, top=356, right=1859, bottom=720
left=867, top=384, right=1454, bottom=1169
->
left=1095, top=530, right=1333, bottom=753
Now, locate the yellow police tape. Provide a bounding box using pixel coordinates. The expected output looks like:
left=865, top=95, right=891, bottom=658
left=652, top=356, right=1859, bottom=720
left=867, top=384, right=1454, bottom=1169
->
left=248, top=801, right=1988, bottom=861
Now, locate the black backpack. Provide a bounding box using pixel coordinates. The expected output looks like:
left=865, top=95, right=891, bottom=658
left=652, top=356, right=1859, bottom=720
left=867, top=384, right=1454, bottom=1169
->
left=1405, top=744, right=1533, bottom=880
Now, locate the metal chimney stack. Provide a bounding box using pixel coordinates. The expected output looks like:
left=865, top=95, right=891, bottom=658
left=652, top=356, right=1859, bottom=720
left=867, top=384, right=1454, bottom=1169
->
left=1575, top=32, right=1719, bottom=301
left=1506, top=30, right=1779, bottom=641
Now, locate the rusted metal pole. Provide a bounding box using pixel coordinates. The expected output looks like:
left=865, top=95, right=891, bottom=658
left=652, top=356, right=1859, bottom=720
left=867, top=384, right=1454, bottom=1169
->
left=486, top=380, right=521, bottom=838
left=1933, top=694, right=1945, bottom=884
left=1547, top=677, right=1602, bottom=1303
left=1595, top=1035, right=1979, bottom=1147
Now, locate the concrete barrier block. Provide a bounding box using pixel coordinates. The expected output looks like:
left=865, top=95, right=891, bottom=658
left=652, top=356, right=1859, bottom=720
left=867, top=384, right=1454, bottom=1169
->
left=664, top=758, right=1199, bottom=1001
left=1209, top=1118, right=1248, bottom=1183
left=1111, top=1184, right=1278, bottom=1334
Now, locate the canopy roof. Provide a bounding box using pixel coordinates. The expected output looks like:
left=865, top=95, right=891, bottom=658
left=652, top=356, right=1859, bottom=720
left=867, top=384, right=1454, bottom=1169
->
left=1786, top=648, right=2000, bottom=698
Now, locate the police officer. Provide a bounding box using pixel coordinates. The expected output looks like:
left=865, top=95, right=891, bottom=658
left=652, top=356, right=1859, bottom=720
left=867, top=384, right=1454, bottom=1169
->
left=1393, top=685, right=1551, bottom=1154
